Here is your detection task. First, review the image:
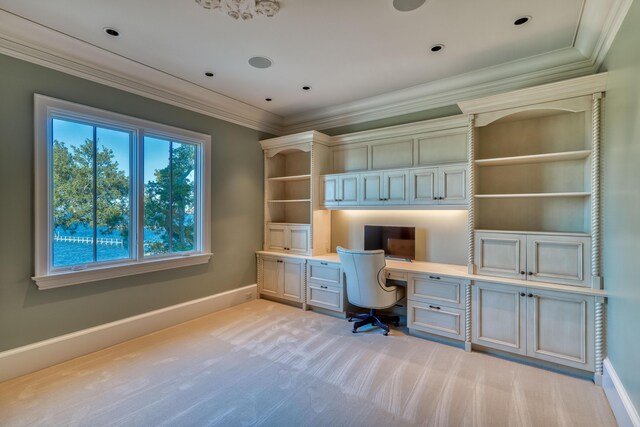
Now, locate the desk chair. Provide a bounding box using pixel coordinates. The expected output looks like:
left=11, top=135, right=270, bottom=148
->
left=337, top=247, right=403, bottom=336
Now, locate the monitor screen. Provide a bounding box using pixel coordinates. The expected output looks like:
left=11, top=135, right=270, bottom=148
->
left=364, top=225, right=415, bottom=260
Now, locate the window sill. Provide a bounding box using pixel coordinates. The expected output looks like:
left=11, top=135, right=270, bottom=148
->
left=32, top=253, right=213, bottom=290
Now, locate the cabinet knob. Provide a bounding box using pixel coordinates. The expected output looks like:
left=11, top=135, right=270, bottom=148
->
left=428, top=305, right=441, bottom=310
left=528, top=272, right=533, bottom=276
left=429, top=275, right=441, bottom=280
left=528, top=293, right=534, bottom=298
left=320, top=285, right=328, bottom=289
left=520, top=271, right=525, bottom=275
left=520, top=292, right=525, bottom=297
left=320, top=262, right=328, bottom=266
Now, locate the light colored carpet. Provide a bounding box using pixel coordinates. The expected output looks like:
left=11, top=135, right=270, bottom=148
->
left=0, top=299, right=616, bottom=427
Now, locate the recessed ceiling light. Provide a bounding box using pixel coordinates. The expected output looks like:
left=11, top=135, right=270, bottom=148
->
left=430, top=44, right=444, bottom=53
left=392, top=0, right=426, bottom=12
left=248, top=56, right=273, bottom=69
left=103, top=27, right=120, bottom=37
left=204, top=71, right=214, bottom=77
left=302, top=86, right=311, bottom=91
left=265, top=98, right=272, bottom=102
left=514, top=16, right=531, bottom=26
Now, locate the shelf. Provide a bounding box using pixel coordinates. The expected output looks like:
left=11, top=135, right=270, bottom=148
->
left=267, top=222, right=310, bottom=226
left=267, top=199, right=311, bottom=203
left=475, top=229, right=591, bottom=237
left=267, top=174, right=311, bottom=182
left=475, top=192, right=591, bottom=199
left=475, top=150, right=592, bottom=167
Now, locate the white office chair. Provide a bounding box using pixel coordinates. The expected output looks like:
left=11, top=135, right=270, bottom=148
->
left=337, top=246, right=403, bottom=335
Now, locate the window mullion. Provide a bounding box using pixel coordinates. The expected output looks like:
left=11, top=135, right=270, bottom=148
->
left=168, top=141, right=173, bottom=254
left=92, top=126, right=98, bottom=263
left=137, top=131, right=145, bottom=261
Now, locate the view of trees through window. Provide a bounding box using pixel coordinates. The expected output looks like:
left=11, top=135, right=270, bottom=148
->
left=51, top=119, right=197, bottom=268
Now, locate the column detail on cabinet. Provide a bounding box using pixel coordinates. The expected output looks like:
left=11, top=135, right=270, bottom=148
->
left=467, top=115, right=476, bottom=274
left=465, top=282, right=472, bottom=351
left=594, top=296, right=605, bottom=384
left=591, top=94, right=602, bottom=288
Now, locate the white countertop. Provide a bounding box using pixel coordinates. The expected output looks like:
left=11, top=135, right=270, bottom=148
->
left=256, top=251, right=607, bottom=297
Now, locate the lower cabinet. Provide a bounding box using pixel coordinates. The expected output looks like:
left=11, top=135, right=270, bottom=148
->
left=472, top=281, right=595, bottom=371
left=407, top=273, right=469, bottom=341
left=259, top=255, right=305, bottom=303
left=306, top=260, right=344, bottom=312
left=265, top=224, right=310, bottom=255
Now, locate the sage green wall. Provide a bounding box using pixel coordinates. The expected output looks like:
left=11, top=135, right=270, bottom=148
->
left=601, top=0, right=640, bottom=414
left=0, top=54, right=267, bottom=352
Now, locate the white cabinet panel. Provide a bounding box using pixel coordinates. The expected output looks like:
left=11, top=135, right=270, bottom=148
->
left=307, top=283, right=343, bottom=311
left=322, top=175, right=339, bottom=206
left=360, top=173, right=384, bottom=205
left=439, top=165, right=468, bottom=205
left=340, top=174, right=359, bottom=205
left=266, top=224, right=287, bottom=252
left=476, top=232, right=527, bottom=279
left=473, top=282, right=527, bottom=355
left=409, top=168, right=438, bottom=205
left=260, top=257, right=281, bottom=297
left=332, top=146, right=368, bottom=173
left=384, top=170, right=410, bottom=205
left=288, top=226, right=310, bottom=255
left=407, top=274, right=463, bottom=308
left=527, top=290, right=594, bottom=371
left=307, top=261, right=342, bottom=286
left=526, top=235, right=591, bottom=287
left=408, top=300, right=465, bottom=340
left=370, top=138, right=413, bottom=170
left=282, top=260, right=304, bottom=301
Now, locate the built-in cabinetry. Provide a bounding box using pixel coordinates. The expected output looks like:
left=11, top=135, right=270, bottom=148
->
left=261, top=131, right=333, bottom=256
left=321, top=173, right=359, bottom=207
left=473, top=281, right=594, bottom=371
left=407, top=273, right=469, bottom=341
left=306, top=260, right=345, bottom=312
left=259, top=255, right=306, bottom=304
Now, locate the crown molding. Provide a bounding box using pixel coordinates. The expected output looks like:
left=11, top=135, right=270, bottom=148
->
left=458, top=73, right=607, bottom=115
left=0, top=10, right=285, bottom=135
left=259, top=130, right=332, bottom=150
left=281, top=0, right=631, bottom=134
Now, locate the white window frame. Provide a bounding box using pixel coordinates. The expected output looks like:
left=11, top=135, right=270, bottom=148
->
left=33, top=95, right=212, bottom=289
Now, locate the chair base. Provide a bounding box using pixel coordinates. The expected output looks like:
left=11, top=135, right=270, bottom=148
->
left=347, top=309, right=400, bottom=336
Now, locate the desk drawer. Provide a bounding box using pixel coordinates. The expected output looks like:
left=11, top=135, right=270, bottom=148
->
left=307, top=282, right=343, bottom=312
left=307, top=261, right=342, bottom=286
left=385, top=270, right=408, bottom=282
left=408, top=300, right=464, bottom=341
left=407, top=274, right=465, bottom=308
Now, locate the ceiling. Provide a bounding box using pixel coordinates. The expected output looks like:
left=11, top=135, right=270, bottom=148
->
left=0, top=0, right=629, bottom=134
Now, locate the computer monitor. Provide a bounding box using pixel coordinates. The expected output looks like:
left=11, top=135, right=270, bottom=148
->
left=364, top=225, right=415, bottom=260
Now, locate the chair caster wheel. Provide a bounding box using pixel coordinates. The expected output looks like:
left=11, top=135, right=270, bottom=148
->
left=348, top=318, right=353, bottom=322
left=352, top=329, right=357, bottom=334
left=383, top=331, right=389, bottom=336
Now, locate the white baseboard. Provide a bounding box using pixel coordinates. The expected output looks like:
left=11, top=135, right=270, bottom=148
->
left=0, top=284, right=257, bottom=383
left=603, top=358, right=640, bottom=427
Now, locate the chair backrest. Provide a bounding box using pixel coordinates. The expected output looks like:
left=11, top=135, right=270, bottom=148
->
left=337, top=246, right=398, bottom=309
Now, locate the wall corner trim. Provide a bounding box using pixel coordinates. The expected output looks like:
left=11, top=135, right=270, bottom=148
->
left=0, top=284, right=257, bottom=383
left=603, top=357, right=640, bottom=427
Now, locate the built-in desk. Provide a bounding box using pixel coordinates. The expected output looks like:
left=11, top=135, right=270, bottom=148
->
left=256, top=250, right=605, bottom=377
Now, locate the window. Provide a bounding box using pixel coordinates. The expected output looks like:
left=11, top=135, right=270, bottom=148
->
left=34, top=95, right=211, bottom=289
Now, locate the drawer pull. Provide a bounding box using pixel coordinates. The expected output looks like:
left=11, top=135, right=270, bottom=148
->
left=320, top=285, right=328, bottom=289
left=320, top=262, right=328, bottom=266
left=428, top=305, right=441, bottom=310
left=429, top=276, right=441, bottom=280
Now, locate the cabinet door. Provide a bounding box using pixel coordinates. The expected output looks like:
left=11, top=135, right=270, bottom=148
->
left=360, top=172, right=384, bottom=205
left=282, top=260, right=304, bottom=302
left=526, top=290, right=594, bottom=371
left=288, top=226, right=310, bottom=255
left=473, top=282, right=527, bottom=355
left=475, top=232, right=527, bottom=279
left=321, top=175, right=338, bottom=206
left=339, top=174, right=359, bottom=206
left=260, top=257, right=281, bottom=297
left=266, top=224, right=287, bottom=252
left=409, top=168, right=438, bottom=205
left=383, top=170, right=409, bottom=205
left=438, top=165, right=468, bottom=205
left=307, top=282, right=343, bottom=311
left=526, top=235, right=591, bottom=287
